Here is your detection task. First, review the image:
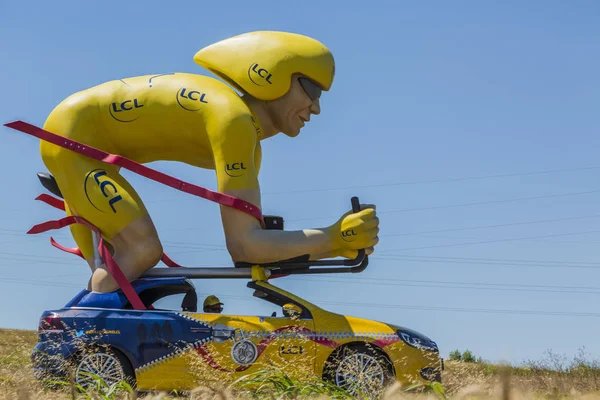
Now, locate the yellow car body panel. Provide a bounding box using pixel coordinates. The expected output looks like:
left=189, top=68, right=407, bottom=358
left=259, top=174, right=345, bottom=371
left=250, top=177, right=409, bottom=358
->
left=134, top=280, right=441, bottom=390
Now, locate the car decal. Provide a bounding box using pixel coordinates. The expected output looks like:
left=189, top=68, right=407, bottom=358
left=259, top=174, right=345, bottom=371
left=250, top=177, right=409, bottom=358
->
left=135, top=323, right=400, bottom=375
left=194, top=325, right=338, bottom=373
left=180, top=313, right=401, bottom=343
left=193, top=326, right=400, bottom=373
left=135, top=336, right=212, bottom=374
left=179, top=312, right=399, bottom=343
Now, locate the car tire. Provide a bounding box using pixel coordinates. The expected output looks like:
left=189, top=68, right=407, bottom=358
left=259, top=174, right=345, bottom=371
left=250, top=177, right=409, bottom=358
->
left=324, top=344, right=394, bottom=397
left=73, top=346, right=136, bottom=390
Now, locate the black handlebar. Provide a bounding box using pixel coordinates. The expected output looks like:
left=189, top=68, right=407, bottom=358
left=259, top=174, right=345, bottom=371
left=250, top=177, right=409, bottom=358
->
left=235, top=196, right=370, bottom=276
left=351, top=196, right=360, bottom=212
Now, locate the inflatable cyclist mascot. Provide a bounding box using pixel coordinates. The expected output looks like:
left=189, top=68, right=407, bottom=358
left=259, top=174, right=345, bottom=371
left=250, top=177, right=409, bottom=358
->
left=32, top=31, right=380, bottom=293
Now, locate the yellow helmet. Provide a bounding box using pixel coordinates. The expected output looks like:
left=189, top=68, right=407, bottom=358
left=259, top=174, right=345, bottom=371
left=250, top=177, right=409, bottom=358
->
left=193, top=31, right=335, bottom=101
left=203, top=295, right=223, bottom=308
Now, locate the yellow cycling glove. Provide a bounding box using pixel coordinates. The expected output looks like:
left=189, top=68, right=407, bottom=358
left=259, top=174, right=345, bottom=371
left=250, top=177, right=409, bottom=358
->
left=327, top=206, right=379, bottom=258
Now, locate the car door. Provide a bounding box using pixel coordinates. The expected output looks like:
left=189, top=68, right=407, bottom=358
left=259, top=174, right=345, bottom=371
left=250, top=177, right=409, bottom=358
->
left=187, top=311, right=316, bottom=384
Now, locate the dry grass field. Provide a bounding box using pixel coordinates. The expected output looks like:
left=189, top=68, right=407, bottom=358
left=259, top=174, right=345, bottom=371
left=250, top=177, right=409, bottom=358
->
left=0, top=328, right=598, bottom=400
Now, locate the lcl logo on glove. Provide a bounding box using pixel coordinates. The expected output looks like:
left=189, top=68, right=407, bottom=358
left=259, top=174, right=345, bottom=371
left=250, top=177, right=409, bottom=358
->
left=341, top=229, right=357, bottom=242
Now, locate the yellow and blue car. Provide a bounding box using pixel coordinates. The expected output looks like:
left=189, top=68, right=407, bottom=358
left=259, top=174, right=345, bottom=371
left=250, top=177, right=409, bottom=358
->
left=33, top=266, right=442, bottom=395
left=28, top=184, right=442, bottom=395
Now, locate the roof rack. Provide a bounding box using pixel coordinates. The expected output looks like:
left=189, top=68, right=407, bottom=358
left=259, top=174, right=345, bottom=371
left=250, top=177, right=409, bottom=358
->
left=141, top=250, right=368, bottom=280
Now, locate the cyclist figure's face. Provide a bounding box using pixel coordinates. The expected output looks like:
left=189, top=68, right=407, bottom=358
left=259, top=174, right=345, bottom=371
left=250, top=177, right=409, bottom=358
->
left=268, top=73, right=322, bottom=138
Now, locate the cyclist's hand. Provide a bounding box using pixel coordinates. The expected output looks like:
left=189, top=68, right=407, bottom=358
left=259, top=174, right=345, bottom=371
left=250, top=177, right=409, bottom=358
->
left=327, top=204, right=379, bottom=254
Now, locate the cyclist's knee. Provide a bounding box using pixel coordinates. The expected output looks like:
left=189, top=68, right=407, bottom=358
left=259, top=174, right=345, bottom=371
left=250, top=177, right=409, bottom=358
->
left=110, top=215, right=162, bottom=266
left=111, top=230, right=163, bottom=272
left=90, top=220, right=162, bottom=292
left=130, top=236, right=163, bottom=269
left=90, top=237, right=162, bottom=293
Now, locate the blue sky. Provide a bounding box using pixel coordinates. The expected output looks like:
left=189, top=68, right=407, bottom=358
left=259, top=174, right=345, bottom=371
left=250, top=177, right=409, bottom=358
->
left=1, top=0, right=599, bottom=365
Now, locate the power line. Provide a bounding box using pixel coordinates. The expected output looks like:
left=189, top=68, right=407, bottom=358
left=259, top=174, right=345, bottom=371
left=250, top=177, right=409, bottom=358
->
left=384, top=214, right=600, bottom=237
left=291, top=277, right=600, bottom=295
left=3, top=215, right=600, bottom=273
left=286, top=189, right=600, bottom=223
left=371, top=254, right=600, bottom=266
left=259, top=165, right=600, bottom=195
left=195, top=292, right=600, bottom=318
left=0, top=276, right=596, bottom=319
left=6, top=189, right=600, bottom=252
left=0, top=277, right=82, bottom=289
left=318, top=301, right=600, bottom=318
left=379, top=229, right=600, bottom=252
left=391, top=232, right=600, bottom=246
left=1, top=231, right=599, bottom=271
left=371, top=256, right=600, bottom=270
left=4, top=229, right=599, bottom=259
left=159, top=219, right=600, bottom=253
left=124, top=164, right=600, bottom=203
left=153, top=203, right=600, bottom=241
left=158, top=232, right=600, bottom=258
left=0, top=251, right=83, bottom=263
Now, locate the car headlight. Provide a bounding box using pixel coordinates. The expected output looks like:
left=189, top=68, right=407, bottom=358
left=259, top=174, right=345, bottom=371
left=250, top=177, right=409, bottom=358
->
left=397, top=329, right=438, bottom=352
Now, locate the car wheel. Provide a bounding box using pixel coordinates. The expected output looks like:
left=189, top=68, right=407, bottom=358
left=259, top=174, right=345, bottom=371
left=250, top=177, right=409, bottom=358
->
left=74, top=347, right=135, bottom=389
left=327, top=344, right=394, bottom=397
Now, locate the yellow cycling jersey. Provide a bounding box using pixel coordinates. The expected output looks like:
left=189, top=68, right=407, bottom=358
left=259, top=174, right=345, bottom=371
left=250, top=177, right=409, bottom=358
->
left=42, top=72, right=263, bottom=193
left=39, top=72, right=263, bottom=254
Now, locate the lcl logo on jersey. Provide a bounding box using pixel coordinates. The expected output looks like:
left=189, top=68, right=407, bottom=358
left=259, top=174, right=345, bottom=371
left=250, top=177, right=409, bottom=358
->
left=248, top=63, right=273, bottom=86
left=176, top=87, right=208, bottom=111
left=84, top=169, right=123, bottom=213
left=109, top=98, right=144, bottom=122
left=341, top=229, right=357, bottom=242
left=225, top=162, right=246, bottom=177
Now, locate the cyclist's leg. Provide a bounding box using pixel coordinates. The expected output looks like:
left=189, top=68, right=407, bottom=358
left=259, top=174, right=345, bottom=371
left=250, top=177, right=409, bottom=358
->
left=43, top=147, right=163, bottom=293
left=90, top=213, right=162, bottom=292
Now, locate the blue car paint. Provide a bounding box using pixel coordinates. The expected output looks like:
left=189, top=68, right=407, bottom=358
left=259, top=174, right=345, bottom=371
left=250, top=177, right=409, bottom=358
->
left=32, top=277, right=212, bottom=378
left=66, top=278, right=188, bottom=309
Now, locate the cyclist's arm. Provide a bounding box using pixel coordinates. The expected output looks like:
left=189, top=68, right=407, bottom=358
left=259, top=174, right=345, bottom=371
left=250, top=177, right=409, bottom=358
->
left=209, top=114, right=334, bottom=264
left=220, top=189, right=334, bottom=263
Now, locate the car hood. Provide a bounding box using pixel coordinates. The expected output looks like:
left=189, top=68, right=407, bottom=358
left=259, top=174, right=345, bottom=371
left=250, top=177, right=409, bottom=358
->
left=314, top=313, right=437, bottom=349
left=339, top=315, right=431, bottom=339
